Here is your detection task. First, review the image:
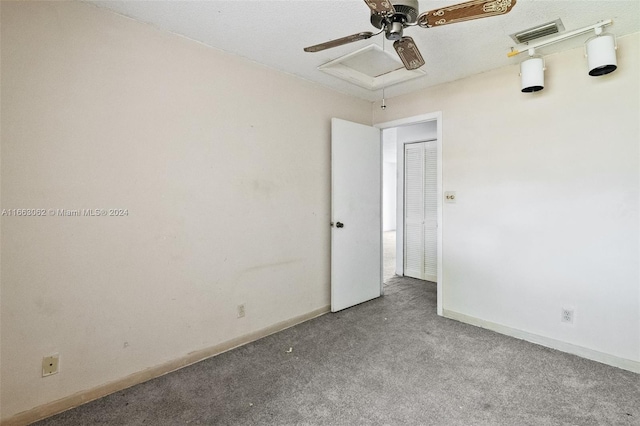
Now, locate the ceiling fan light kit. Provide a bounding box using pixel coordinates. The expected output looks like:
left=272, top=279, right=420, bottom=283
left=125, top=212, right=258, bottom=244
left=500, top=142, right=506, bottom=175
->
left=509, top=20, right=618, bottom=93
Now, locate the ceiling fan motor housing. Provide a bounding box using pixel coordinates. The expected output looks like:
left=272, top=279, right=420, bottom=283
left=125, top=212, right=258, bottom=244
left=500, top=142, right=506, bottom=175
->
left=370, top=0, right=419, bottom=30
left=386, top=19, right=405, bottom=40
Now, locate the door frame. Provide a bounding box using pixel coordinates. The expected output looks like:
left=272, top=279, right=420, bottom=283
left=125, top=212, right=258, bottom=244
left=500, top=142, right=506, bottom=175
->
left=375, top=112, right=443, bottom=316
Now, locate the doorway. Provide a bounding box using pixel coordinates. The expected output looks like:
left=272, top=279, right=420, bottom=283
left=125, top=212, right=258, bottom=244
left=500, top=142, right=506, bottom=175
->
left=382, top=135, right=398, bottom=283
left=377, top=113, right=443, bottom=315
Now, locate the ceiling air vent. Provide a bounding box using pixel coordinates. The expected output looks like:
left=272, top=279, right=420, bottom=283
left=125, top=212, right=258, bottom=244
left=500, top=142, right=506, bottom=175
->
left=510, top=19, right=565, bottom=44
left=318, top=44, right=425, bottom=91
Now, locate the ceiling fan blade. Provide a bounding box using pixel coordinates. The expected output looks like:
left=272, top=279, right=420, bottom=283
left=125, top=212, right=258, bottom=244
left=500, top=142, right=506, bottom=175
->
left=363, top=0, right=395, bottom=15
left=420, top=0, right=517, bottom=27
left=304, top=32, right=376, bottom=52
left=393, top=37, right=425, bottom=70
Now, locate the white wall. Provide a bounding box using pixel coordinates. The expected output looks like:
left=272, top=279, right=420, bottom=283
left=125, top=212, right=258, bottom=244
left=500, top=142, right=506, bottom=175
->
left=396, top=121, right=437, bottom=144
left=0, top=1, right=371, bottom=420
left=374, top=33, right=640, bottom=369
left=382, top=129, right=397, bottom=231
left=382, top=162, right=397, bottom=231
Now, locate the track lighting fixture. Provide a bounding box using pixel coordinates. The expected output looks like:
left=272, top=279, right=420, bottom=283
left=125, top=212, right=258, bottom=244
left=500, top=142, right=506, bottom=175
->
left=585, top=27, right=617, bottom=76
left=520, top=48, right=545, bottom=93
left=508, top=20, right=617, bottom=92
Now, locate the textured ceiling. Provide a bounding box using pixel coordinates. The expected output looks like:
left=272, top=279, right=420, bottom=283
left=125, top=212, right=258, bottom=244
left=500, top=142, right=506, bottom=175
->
left=87, top=0, right=640, bottom=102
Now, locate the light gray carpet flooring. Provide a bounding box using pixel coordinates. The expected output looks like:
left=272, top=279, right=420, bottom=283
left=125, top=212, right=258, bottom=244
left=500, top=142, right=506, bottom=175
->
left=37, top=274, right=639, bottom=425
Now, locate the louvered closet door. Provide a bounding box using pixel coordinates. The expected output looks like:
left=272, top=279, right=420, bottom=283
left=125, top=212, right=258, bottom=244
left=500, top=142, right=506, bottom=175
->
left=423, top=141, right=437, bottom=282
left=404, top=141, right=437, bottom=281
left=404, top=143, right=425, bottom=279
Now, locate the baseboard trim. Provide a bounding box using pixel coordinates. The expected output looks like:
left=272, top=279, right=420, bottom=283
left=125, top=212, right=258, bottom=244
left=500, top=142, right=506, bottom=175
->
left=2, top=305, right=331, bottom=426
left=443, top=309, right=640, bottom=374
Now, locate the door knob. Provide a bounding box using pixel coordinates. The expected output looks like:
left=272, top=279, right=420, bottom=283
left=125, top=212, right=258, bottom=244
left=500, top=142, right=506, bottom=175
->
left=336, top=222, right=344, bottom=228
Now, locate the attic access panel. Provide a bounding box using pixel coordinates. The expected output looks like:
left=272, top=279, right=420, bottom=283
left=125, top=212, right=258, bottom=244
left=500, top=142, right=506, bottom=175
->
left=318, top=44, right=426, bottom=91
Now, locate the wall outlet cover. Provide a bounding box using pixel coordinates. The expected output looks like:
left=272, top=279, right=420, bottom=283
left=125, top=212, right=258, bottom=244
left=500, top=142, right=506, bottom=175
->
left=42, top=354, right=59, bottom=377
left=444, top=191, right=457, bottom=203
left=561, top=308, right=574, bottom=324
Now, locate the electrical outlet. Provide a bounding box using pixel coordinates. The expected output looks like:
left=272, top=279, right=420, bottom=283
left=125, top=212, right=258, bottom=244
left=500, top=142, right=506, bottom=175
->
left=237, top=304, right=245, bottom=318
left=561, top=308, right=574, bottom=324
left=42, top=354, right=59, bottom=377
left=444, top=191, right=457, bottom=203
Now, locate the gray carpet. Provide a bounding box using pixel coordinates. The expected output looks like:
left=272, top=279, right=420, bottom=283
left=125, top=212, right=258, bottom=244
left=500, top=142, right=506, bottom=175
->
left=37, top=276, right=639, bottom=425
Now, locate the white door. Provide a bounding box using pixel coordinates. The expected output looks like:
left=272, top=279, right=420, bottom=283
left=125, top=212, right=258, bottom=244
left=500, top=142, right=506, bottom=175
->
left=423, top=141, right=438, bottom=282
left=404, top=141, right=437, bottom=282
left=331, top=118, right=382, bottom=312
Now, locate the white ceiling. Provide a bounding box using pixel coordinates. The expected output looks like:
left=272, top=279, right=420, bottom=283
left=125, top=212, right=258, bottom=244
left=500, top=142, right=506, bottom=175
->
left=87, top=0, right=640, bottom=102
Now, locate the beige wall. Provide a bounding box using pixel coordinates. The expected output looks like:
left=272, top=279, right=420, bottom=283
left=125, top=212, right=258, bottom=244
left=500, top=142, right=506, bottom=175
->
left=374, top=33, right=640, bottom=367
left=0, top=1, right=371, bottom=420
left=3, top=0, right=639, bottom=421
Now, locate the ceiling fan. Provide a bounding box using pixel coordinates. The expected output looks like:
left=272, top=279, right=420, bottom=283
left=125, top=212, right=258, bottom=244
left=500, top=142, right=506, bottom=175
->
left=304, top=0, right=517, bottom=70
